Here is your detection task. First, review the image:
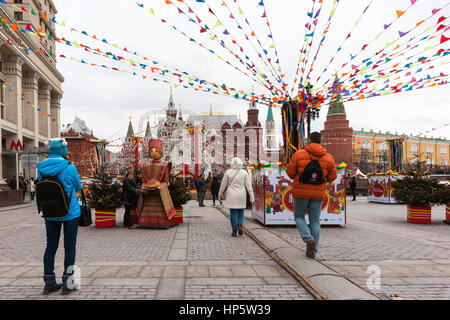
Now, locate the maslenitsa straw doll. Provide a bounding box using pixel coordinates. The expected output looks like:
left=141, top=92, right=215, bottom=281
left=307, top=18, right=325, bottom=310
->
left=136, top=139, right=177, bottom=228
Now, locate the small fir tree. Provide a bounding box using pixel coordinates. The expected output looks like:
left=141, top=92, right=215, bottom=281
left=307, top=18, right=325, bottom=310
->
left=391, top=156, right=442, bottom=207
left=433, top=183, right=450, bottom=206
left=87, top=164, right=123, bottom=210
left=168, top=176, right=192, bottom=208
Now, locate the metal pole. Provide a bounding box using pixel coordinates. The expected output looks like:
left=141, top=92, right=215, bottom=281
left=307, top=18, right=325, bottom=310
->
left=307, top=109, right=311, bottom=138
left=16, top=152, right=19, bottom=190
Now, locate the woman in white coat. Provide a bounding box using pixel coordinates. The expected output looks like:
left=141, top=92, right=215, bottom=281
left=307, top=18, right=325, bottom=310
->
left=219, top=158, right=255, bottom=237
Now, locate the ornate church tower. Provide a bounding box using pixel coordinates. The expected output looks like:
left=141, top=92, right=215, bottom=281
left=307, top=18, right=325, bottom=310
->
left=244, top=100, right=262, bottom=162
left=166, top=87, right=177, bottom=119
left=265, top=106, right=276, bottom=149
left=320, top=76, right=353, bottom=164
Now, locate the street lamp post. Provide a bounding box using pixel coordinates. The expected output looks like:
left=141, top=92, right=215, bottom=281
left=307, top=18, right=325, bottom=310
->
left=305, top=83, right=313, bottom=138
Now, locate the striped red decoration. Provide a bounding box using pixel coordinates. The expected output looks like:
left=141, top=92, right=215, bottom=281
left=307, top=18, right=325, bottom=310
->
left=407, top=205, right=431, bottom=224
left=130, top=207, right=138, bottom=225
left=174, top=207, right=183, bottom=224
left=95, top=209, right=116, bottom=228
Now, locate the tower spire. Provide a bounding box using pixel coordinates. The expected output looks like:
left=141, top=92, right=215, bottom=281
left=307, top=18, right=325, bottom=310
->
left=328, top=76, right=346, bottom=116
left=267, top=105, right=274, bottom=121
left=127, top=116, right=134, bottom=137
left=145, top=116, right=151, bottom=138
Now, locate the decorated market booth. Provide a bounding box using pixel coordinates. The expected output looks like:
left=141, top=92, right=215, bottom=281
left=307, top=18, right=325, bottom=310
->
left=251, top=163, right=347, bottom=226
left=367, top=138, right=405, bottom=204
left=367, top=172, right=404, bottom=204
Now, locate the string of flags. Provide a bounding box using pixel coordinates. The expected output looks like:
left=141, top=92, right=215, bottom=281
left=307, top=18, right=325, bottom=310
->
left=316, top=0, right=420, bottom=89
left=0, top=0, right=448, bottom=126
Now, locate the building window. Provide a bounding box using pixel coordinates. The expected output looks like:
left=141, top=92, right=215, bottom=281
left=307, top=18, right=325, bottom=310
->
left=411, top=144, right=418, bottom=153
left=14, top=12, right=23, bottom=21
left=426, top=145, right=433, bottom=154
left=440, top=147, right=448, bottom=155
left=361, top=141, right=371, bottom=150
left=378, top=142, right=388, bottom=151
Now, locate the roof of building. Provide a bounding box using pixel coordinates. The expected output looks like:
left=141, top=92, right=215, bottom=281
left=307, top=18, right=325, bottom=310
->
left=187, top=114, right=243, bottom=129
left=354, top=130, right=450, bottom=143
left=63, top=117, right=94, bottom=136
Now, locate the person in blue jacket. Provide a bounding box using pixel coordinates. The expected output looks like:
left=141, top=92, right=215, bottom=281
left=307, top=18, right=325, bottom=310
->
left=37, top=138, right=82, bottom=295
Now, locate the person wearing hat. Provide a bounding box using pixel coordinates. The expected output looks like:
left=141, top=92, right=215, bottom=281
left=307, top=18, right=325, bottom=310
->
left=136, top=138, right=177, bottom=228
left=37, top=138, right=83, bottom=295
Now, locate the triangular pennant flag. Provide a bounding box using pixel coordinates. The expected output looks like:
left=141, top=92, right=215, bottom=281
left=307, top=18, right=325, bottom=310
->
left=440, top=34, right=450, bottom=44
left=396, top=10, right=405, bottom=18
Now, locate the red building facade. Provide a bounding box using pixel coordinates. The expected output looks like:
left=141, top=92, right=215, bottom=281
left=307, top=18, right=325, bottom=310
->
left=62, top=130, right=97, bottom=176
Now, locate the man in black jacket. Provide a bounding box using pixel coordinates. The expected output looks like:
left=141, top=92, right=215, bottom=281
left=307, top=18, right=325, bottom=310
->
left=122, top=171, right=140, bottom=227
left=197, top=174, right=207, bottom=207
left=211, top=176, right=221, bottom=206
left=350, top=176, right=357, bottom=201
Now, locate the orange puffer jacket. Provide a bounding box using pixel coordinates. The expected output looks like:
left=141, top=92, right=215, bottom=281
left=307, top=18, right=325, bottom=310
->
left=286, top=143, right=338, bottom=201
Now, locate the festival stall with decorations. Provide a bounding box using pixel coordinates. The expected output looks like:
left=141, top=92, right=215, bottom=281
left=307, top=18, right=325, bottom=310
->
left=367, top=138, right=406, bottom=203
left=251, top=163, right=347, bottom=226
left=367, top=171, right=404, bottom=204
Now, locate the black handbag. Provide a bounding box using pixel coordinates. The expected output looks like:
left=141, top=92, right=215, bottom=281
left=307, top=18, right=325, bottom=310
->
left=79, top=191, right=92, bottom=227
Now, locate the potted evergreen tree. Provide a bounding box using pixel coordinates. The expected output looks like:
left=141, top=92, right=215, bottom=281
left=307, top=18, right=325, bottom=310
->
left=391, top=157, right=441, bottom=224
left=434, top=183, right=450, bottom=224
left=87, top=164, right=122, bottom=228
left=169, top=177, right=192, bottom=224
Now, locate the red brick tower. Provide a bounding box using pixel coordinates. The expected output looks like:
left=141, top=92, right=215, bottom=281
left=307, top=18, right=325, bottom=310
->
left=244, top=101, right=262, bottom=162
left=320, top=77, right=353, bottom=164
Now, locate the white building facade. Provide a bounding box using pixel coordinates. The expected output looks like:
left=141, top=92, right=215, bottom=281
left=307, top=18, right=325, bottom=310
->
left=0, top=0, right=64, bottom=180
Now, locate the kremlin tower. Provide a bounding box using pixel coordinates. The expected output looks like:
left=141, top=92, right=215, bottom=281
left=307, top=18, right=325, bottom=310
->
left=320, top=76, right=353, bottom=165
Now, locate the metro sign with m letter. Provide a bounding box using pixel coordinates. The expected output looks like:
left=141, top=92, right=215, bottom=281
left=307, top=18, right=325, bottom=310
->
left=10, top=139, right=23, bottom=152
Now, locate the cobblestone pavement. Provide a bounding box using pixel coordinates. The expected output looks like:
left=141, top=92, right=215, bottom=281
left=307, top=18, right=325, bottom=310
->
left=0, top=200, right=314, bottom=300
left=246, top=197, right=450, bottom=300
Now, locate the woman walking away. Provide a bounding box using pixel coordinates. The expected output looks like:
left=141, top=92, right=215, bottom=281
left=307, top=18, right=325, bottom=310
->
left=211, top=176, right=221, bottom=206
left=122, top=170, right=140, bottom=227
left=30, top=177, right=36, bottom=201
left=219, top=158, right=255, bottom=237
left=37, top=138, right=82, bottom=295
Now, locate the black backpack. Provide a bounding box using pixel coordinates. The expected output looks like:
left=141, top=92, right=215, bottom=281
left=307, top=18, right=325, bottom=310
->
left=299, top=152, right=325, bottom=185
left=36, top=167, right=73, bottom=219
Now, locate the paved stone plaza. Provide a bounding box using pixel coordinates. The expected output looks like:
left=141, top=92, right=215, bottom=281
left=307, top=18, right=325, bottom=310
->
left=0, top=197, right=449, bottom=300
left=252, top=198, right=450, bottom=300
left=0, top=201, right=313, bottom=300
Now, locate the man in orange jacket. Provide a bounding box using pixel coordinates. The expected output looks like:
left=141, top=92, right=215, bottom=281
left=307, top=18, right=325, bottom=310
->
left=286, top=132, right=337, bottom=258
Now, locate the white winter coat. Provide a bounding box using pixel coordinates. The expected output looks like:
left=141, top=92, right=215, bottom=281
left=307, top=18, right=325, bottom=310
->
left=218, top=158, right=255, bottom=209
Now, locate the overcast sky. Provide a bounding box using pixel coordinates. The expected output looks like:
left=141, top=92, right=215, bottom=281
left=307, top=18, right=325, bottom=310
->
left=52, top=0, right=450, bottom=146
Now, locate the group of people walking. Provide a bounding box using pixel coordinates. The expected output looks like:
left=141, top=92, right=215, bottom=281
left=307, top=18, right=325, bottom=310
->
left=35, top=131, right=337, bottom=295
left=6, top=176, right=36, bottom=200
left=193, top=174, right=222, bottom=207
left=193, top=132, right=337, bottom=256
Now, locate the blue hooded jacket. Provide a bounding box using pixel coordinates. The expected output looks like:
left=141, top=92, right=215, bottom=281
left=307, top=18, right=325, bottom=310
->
left=37, top=155, right=83, bottom=221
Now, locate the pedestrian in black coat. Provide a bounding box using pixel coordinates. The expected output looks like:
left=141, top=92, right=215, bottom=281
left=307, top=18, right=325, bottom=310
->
left=211, top=176, right=221, bottom=206
left=350, top=176, right=357, bottom=201
left=197, top=174, right=208, bottom=207
left=122, top=170, right=140, bottom=227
